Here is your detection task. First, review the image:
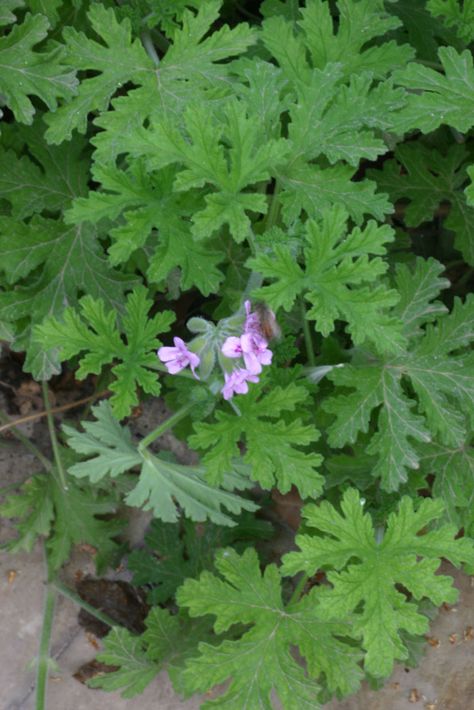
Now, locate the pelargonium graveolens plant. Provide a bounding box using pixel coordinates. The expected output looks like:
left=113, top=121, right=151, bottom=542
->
left=0, top=1, right=474, bottom=708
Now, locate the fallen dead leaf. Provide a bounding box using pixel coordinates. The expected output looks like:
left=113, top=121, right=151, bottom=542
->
left=409, top=687, right=421, bottom=702
left=86, top=632, right=100, bottom=650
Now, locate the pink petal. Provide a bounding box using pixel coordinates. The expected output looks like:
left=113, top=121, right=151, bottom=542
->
left=157, top=346, right=179, bottom=362
left=258, top=349, right=273, bottom=366
left=243, top=350, right=262, bottom=375
left=165, top=360, right=185, bottom=374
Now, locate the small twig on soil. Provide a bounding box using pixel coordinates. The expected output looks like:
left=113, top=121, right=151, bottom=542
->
left=0, top=391, right=109, bottom=434
left=0, top=379, right=16, bottom=393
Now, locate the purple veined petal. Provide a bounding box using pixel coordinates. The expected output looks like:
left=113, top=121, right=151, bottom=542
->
left=222, top=336, right=243, bottom=358
left=157, top=346, right=180, bottom=362
left=173, top=336, right=188, bottom=350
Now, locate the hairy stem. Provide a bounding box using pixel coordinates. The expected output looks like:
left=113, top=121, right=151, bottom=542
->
left=141, top=30, right=160, bottom=65
left=265, top=180, right=281, bottom=231
left=138, top=402, right=194, bottom=452
left=41, top=383, right=68, bottom=491
left=288, top=573, right=309, bottom=605
left=53, top=579, right=124, bottom=631
left=247, top=229, right=258, bottom=258
left=300, top=299, right=316, bottom=367
left=0, top=411, right=52, bottom=471
left=36, top=548, right=56, bottom=710
left=455, top=267, right=474, bottom=291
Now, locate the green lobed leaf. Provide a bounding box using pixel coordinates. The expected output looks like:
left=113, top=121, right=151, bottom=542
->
left=64, top=401, right=259, bottom=526
left=124, top=99, right=289, bottom=243
left=78, top=0, right=256, bottom=159
left=419, top=440, right=474, bottom=532
left=0, top=125, right=89, bottom=218
left=128, top=515, right=273, bottom=604
left=44, top=4, right=154, bottom=143
left=190, top=381, right=323, bottom=497
left=388, top=0, right=458, bottom=63
left=370, top=143, right=474, bottom=265
left=0, top=13, right=77, bottom=126
left=88, top=627, right=160, bottom=699
left=0, top=1, right=24, bottom=27
left=262, top=0, right=413, bottom=81
left=0, top=124, right=136, bottom=379
left=393, top=46, right=474, bottom=133
left=0, top=475, right=53, bottom=552
left=427, top=0, right=474, bottom=44
left=282, top=488, right=474, bottom=678
left=35, top=287, right=174, bottom=418
left=0, top=469, right=124, bottom=572
left=248, top=206, right=403, bottom=354
left=178, top=547, right=364, bottom=707
left=323, top=260, right=473, bottom=490
left=278, top=162, right=392, bottom=225
left=89, top=607, right=215, bottom=699
left=66, top=162, right=225, bottom=296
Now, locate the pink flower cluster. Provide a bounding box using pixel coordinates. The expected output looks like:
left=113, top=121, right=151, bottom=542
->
left=156, top=301, right=274, bottom=401
left=220, top=301, right=273, bottom=400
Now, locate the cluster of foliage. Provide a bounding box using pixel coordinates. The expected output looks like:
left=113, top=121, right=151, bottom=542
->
left=1, top=1, right=474, bottom=707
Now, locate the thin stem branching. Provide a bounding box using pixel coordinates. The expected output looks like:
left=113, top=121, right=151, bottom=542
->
left=42, top=382, right=68, bottom=491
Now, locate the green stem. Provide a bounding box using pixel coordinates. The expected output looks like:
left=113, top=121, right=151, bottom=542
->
left=150, top=27, right=170, bottom=53
left=53, top=579, right=124, bottom=631
left=247, top=229, right=258, bottom=258
left=138, top=402, right=194, bottom=452
left=300, top=299, right=316, bottom=367
left=36, top=547, right=56, bottom=710
left=417, top=59, right=444, bottom=70
left=289, top=0, right=300, bottom=21
left=41, top=382, right=68, bottom=491
left=288, top=573, right=308, bottom=605
left=445, top=259, right=465, bottom=269
left=141, top=30, right=160, bottom=65
left=265, top=180, right=281, bottom=231
left=455, top=267, right=474, bottom=291
left=0, top=411, right=52, bottom=471
left=245, top=181, right=282, bottom=294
